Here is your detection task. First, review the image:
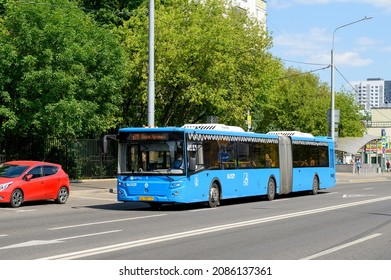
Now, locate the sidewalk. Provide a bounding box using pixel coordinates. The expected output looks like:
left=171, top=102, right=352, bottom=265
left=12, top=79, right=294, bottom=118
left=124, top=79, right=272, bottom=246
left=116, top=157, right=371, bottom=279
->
left=336, top=171, right=391, bottom=183
left=70, top=178, right=117, bottom=193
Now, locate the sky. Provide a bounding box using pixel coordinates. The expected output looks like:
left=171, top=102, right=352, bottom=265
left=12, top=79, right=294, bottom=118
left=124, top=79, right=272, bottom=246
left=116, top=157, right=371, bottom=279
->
left=266, top=0, right=391, bottom=91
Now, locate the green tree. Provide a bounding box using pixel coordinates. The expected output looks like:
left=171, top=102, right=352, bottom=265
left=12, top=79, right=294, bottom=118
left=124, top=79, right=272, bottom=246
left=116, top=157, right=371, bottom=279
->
left=0, top=0, right=127, bottom=138
left=119, top=0, right=280, bottom=127
left=254, top=67, right=365, bottom=137
left=79, top=0, right=145, bottom=27
left=255, top=67, right=330, bottom=135
left=335, top=90, right=365, bottom=137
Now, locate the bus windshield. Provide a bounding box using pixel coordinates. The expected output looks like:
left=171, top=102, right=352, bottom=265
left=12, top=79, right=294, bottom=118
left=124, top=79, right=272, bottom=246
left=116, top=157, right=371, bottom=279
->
left=118, top=131, right=185, bottom=175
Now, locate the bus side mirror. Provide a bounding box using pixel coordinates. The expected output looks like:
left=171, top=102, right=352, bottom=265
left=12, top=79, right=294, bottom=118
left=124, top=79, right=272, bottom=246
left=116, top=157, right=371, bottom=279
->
left=189, top=157, right=196, bottom=171
left=103, top=134, right=117, bottom=154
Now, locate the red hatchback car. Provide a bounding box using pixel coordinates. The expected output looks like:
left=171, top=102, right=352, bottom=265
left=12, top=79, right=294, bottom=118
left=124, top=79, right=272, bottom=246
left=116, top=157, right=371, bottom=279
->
left=0, top=161, right=70, bottom=207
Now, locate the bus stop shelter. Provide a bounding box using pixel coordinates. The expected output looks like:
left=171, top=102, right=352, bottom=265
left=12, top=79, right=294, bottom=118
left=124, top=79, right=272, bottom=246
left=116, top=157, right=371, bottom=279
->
left=336, top=134, right=382, bottom=173
left=336, top=134, right=380, bottom=156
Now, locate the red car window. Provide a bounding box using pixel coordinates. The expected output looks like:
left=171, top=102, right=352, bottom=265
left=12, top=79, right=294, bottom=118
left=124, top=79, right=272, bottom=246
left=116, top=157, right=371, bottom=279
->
left=0, top=164, right=29, bottom=178
left=27, top=166, right=43, bottom=179
left=43, top=166, right=58, bottom=176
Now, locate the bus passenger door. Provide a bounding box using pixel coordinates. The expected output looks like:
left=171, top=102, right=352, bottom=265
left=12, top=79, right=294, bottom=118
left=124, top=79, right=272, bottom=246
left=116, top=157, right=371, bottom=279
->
left=278, top=136, right=293, bottom=194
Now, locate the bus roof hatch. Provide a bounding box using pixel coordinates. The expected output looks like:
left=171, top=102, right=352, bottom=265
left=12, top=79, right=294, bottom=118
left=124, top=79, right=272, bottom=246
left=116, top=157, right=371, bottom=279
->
left=182, top=124, right=245, bottom=132
left=267, top=131, right=314, bottom=138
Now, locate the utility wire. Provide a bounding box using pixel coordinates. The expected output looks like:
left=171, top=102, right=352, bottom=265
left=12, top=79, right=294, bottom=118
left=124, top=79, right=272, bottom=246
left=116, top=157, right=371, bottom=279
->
left=334, top=66, right=359, bottom=93
left=280, top=58, right=329, bottom=67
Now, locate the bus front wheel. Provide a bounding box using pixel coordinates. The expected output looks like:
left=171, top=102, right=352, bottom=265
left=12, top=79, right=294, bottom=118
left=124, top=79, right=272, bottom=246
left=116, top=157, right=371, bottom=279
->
left=267, top=178, right=276, bottom=201
left=208, top=183, right=220, bottom=208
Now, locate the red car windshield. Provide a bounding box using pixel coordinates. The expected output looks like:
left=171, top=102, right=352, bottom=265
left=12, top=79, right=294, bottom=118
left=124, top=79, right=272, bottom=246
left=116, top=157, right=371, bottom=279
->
left=0, top=164, right=29, bottom=178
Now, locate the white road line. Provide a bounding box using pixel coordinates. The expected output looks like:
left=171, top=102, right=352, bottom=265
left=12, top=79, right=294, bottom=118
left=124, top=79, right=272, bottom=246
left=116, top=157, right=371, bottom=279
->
left=56, top=230, right=122, bottom=241
left=325, top=192, right=338, bottom=195
left=39, top=195, right=391, bottom=260
left=0, top=230, right=122, bottom=250
left=343, top=194, right=376, bottom=198
left=189, top=208, right=217, bottom=212
left=1, top=208, right=17, bottom=211
left=301, top=233, right=382, bottom=260
left=1, top=208, right=36, bottom=212
left=48, top=214, right=167, bottom=230
left=16, top=209, right=36, bottom=213
left=0, top=234, right=8, bottom=238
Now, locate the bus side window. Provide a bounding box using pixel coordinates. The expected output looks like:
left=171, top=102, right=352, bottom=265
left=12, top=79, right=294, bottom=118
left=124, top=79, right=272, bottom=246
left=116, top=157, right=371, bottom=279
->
left=203, top=141, right=219, bottom=169
left=238, top=142, right=251, bottom=168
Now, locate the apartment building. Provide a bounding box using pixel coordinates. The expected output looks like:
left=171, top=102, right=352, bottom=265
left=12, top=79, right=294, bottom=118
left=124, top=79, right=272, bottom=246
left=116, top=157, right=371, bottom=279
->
left=233, top=0, right=267, bottom=24
left=351, top=78, right=387, bottom=110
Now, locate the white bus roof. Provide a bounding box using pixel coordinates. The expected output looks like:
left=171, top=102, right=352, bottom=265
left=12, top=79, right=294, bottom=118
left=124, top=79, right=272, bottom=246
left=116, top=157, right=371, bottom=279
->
left=182, top=124, right=245, bottom=132
left=267, top=131, right=314, bottom=138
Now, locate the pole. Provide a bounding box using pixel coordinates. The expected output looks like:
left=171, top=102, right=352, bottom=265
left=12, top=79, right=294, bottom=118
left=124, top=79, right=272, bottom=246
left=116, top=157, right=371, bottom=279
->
left=148, top=0, right=155, bottom=127
left=330, top=16, right=372, bottom=141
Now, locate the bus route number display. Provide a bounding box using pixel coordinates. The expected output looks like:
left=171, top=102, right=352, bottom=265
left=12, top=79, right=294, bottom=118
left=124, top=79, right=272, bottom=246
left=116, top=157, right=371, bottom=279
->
left=129, top=133, right=169, bottom=141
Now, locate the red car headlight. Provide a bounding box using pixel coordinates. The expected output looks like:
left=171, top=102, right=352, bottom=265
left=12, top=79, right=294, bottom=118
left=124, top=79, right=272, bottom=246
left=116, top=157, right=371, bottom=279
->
left=0, top=181, right=13, bottom=191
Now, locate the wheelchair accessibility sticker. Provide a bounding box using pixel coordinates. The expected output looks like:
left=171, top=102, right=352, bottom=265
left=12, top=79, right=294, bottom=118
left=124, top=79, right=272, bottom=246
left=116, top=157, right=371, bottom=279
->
left=243, top=173, right=249, bottom=186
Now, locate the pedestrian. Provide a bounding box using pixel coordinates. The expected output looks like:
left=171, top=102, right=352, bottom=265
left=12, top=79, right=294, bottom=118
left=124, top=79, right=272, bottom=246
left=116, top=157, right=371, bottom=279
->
left=386, top=160, right=390, bottom=172
left=355, top=159, right=361, bottom=174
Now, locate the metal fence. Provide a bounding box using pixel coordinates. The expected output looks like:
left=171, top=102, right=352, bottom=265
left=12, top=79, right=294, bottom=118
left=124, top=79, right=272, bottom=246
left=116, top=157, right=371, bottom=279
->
left=0, top=137, right=117, bottom=179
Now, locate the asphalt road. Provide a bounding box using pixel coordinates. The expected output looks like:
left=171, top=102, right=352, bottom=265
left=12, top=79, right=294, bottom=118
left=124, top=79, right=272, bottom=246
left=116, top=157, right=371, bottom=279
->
left=1, top=174, right=391, bottom=261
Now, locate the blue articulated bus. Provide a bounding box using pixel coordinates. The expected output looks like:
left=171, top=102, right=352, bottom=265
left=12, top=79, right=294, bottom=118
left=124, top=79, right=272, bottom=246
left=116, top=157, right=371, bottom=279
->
left=116, top=124, right=336, bottom=208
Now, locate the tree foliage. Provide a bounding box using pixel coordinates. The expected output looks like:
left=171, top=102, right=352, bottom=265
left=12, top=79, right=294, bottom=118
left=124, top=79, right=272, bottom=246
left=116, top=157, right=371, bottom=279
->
left=0, top=0, right=365, bottom=141
left=0, top=0, right=127, bottom=138
left=335, top=90, right=365, bottom=137
left=78, top=0, right=145, bottom=27
left=254, top=67, right=331, bottom=134
left=119, top=0, right=280, bottom=127
left=253, top=67, right=364, bottom=137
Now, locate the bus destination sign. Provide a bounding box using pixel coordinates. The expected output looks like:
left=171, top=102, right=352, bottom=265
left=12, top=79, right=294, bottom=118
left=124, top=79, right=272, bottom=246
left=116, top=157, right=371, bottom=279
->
left=128, top=133, right=169, bottom=141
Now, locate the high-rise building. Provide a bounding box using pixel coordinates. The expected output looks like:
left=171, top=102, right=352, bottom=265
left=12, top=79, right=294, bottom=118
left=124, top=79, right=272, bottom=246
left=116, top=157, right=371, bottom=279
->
left=233, top=0, right=267, bottom=24
left=385, top=80, right=391, bottom=104
left=351, top=78, right=387, bottom=110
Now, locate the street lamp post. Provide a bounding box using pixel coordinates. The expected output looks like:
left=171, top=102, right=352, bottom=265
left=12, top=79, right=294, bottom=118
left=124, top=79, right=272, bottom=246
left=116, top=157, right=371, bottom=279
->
left=330, top=16, right=372, bottom=141
left=148, top=0, right=155, bottom=127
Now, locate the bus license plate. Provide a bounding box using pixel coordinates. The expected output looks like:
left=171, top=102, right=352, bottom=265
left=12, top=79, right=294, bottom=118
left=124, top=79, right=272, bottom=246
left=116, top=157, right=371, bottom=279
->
left=139, top=196, right=154, bottom=201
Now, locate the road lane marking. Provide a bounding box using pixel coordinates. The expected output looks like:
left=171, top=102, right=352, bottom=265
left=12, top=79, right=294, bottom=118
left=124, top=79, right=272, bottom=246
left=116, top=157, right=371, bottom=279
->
left=189, top=208, right=217, bottom=212
left=1, top=208, right=36, bottom=212
left=342, top=194, right=376, bottom=198
left=48, top=214, right=166, bottom=230
left=1, top=240, right=61, bottom=249
left=56, top=230, right=122, bottom=241
left=0, top=234, right=8, bottom=238
left=39, top=195, right=391, bottom=260
left=301, top=233, right=382, bottom=260
left=17, top=209, right=36, bottom=213
left=0, top=230, right=121, bottom=250
left=325, top=192, right=338, bottom=195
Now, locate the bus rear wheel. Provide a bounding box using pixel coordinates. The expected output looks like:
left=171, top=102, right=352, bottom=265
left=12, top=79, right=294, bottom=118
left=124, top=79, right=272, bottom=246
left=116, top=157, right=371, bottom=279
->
left=267, top=178, right=276, bottom=201
left=311, top=176, right=319, bottom=195
left=208, top=183, right=220, bottom=208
